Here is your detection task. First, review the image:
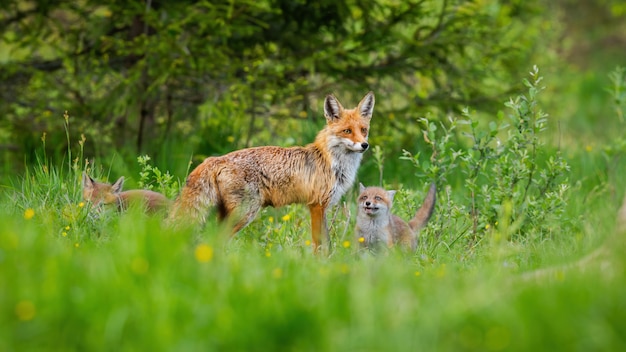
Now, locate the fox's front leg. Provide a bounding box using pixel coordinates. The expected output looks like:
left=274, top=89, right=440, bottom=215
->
left=309, top=204, right=329, bottom=254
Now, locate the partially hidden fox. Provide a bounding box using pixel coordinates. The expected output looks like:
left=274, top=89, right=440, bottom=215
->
left=170, top=92, right=376, bottom=251
left=355, top=183, right=436, bottom=252
left=82, top=173, right=170, bottom=213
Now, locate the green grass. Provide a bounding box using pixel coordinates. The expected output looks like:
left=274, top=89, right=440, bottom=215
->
left=1, top=205, right=625, bottom=351
left=1, top=148, right=625, bottom=351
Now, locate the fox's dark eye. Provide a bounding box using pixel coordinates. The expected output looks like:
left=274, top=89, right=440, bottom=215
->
left=374, top=196, right=382, bottom=201
left=360, top=196, right=367, bottom=201
left=343, top=129, right=352, bottom=134
left=361, top=128, right=368, bottom=136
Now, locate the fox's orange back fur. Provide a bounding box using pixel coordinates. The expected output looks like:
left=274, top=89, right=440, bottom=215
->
left=356, top=183, right=436, bottom=252
left=82, top=173, right=170, bottom=213
left=170, top=92, right=376, bottom=250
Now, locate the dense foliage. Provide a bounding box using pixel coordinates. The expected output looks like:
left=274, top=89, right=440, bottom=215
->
left=1, top=0, right=550, bottom=174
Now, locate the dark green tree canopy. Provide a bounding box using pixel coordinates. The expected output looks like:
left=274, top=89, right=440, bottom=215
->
left=1, top=0, right=545, bottom=171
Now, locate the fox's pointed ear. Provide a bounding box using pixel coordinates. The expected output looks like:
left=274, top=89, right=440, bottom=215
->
left=357, top=91, right=375, bottom=119
left=82, top=172, right=95, bottom=189
left=359, top=183, right=366, bottom=193
left=111, top=176, right=124, bottom=193
left=387, top=190, right=397, bottom=202
left=324, top=94, right=344, bottom=122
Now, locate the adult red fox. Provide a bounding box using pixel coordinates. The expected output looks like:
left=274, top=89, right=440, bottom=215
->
left=82, top=173, right=170, bottom=213
left=356, top=183, right=436, bottom=252
left=170, top=92, right=375, bottom=251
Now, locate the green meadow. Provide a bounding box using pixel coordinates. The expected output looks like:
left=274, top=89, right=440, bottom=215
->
left=3, top=67, right=626, bottom=350
left=2, top=1, right=626, bottom=351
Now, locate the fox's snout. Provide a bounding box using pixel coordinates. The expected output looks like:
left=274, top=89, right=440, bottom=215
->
left=361, top=200, right=381, bottom=215
left=348, top=141, right=369, bottom=153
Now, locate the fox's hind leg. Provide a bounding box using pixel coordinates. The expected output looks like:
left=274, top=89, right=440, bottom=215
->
left=231, top=206, right=261, bottom=234
left=218, top=189, right=262, bottom=235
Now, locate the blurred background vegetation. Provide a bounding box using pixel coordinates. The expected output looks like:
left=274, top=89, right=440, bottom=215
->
left=1, top=3, right=626, bottom=349
left=0, top=0, right=625, bottom=184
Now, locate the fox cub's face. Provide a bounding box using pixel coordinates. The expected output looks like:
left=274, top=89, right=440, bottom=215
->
left=82, top=173, right=124, bottom=206
left=357, top=183, right=396, bottom=218
left=324, top=92, right=374, bottom=153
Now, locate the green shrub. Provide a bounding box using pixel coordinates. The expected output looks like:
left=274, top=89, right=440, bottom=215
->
left=400, top=66, right=572, bottom=255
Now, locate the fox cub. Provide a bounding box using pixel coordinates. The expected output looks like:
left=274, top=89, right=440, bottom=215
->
left=356, top=183, right=436, bottom=252
left=170, top=92, right=375, bottom=251
left=82, top=173, right=170, bottom=213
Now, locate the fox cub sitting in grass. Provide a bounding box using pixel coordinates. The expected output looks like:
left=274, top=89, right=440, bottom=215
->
left=82, top=173, right=170, bottom=213
left=355, top=183, right=436, bottom=252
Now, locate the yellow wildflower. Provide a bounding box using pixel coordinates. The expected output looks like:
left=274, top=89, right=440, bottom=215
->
left=15, top=300, right=36, bottom=321
left=65, top=226, right=70, bottom=231
left=78, top=202, right=85, bottom=208
left=194, top=244, right=214, bottom=263
left=268, top=216, right=274, bottom=223
left=62, top=232, right=68, bottom=237
left=281, top=214, right=291, bottom=221
left=340, top=264, right=350, bottom=274
left=358, top=237, right=365, bottom=243
left=131, top=257, right=150, bottom=274
left=24, top=208, right=35, bottom=220
left=272, top=268, right=283, bottom=279
left=304, top=240, right=311, bottom=246
left=342, top=241, right=351, bottom=248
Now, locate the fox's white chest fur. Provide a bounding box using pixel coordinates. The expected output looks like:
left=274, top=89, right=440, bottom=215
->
left=357, top=214, right=391, bottom=245
left=329, top=148, right=363, bottom=206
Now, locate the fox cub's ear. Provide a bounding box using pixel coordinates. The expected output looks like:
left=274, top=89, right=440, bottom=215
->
left=82, top=172, right=95, bottom=190
left=357, top=91, right=375, bottom=119
left=359, top=183, right=366, bottom=193
left=111, top=177, right=125, bottom=194
left=387, top=190, right=396, bottom=202
left=324, top=94, right=345, bottom=121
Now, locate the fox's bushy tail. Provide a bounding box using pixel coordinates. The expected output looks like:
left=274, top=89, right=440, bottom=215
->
left=168, top=168, right=220, bottom=224
left=408, top=183, right=436, bottom=231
